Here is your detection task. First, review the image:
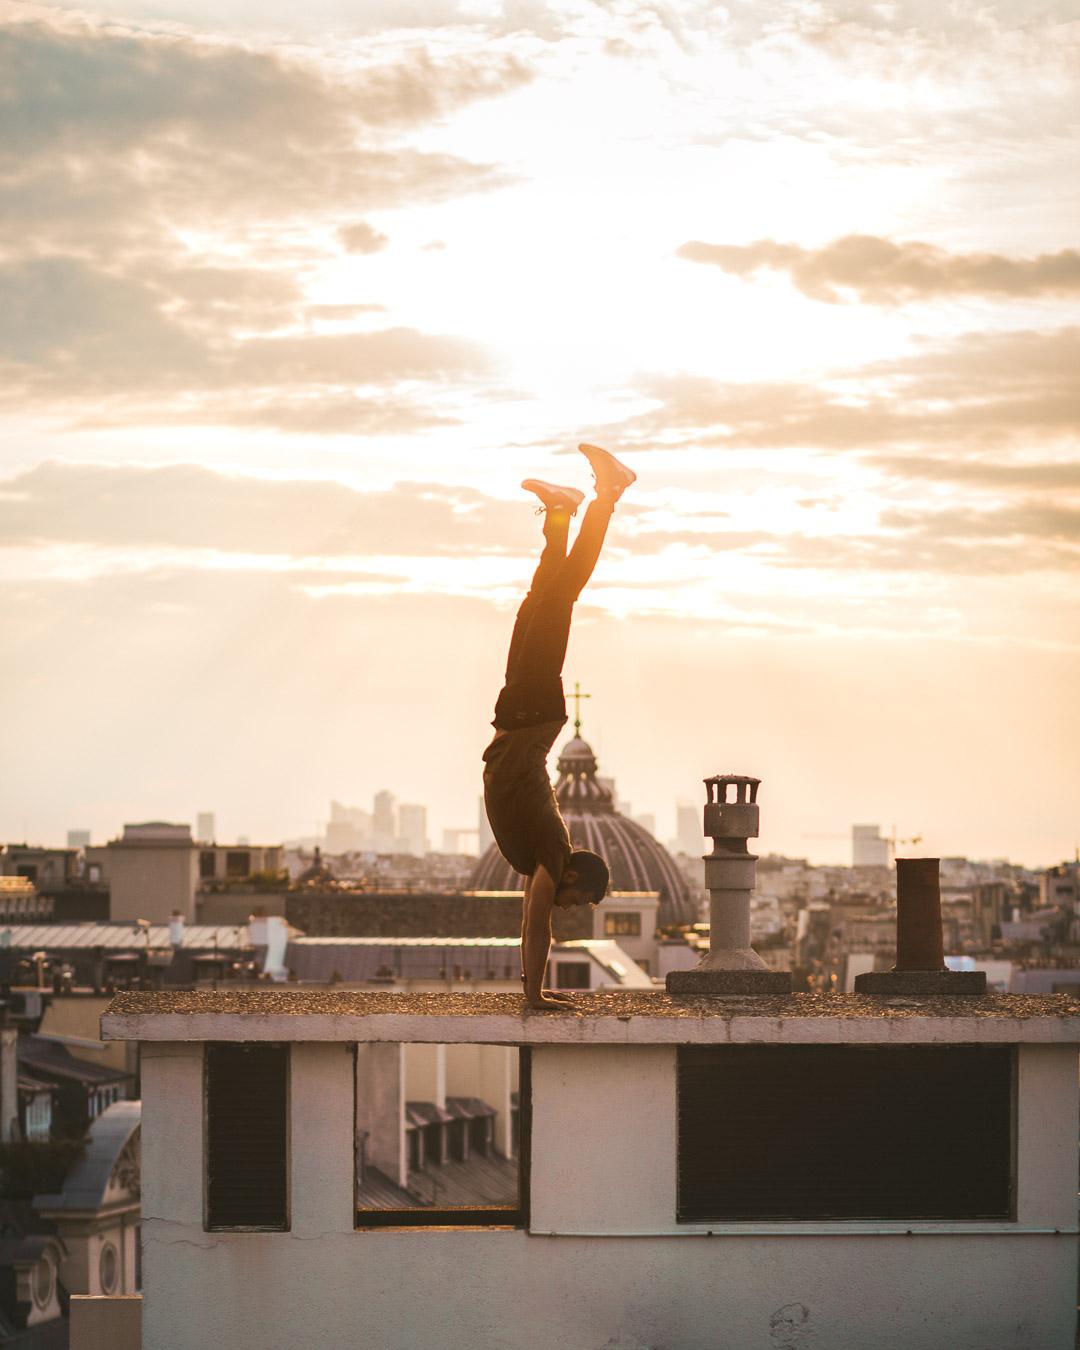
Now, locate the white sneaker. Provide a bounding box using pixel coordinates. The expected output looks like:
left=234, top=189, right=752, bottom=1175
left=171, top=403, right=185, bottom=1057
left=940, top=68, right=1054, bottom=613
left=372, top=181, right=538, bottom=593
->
left=521, top=479, right=586, bottom=513
left=578, top=444, right=637, bottom=500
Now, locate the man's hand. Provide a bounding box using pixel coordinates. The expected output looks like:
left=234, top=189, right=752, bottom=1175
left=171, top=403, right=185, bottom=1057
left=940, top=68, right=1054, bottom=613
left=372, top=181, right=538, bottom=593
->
left=526, top=991, right=573, bottom=1011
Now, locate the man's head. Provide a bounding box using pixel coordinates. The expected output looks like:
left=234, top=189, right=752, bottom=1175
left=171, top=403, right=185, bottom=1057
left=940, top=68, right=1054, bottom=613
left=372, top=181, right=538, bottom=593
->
left=554, top=850, right=609, bottom=907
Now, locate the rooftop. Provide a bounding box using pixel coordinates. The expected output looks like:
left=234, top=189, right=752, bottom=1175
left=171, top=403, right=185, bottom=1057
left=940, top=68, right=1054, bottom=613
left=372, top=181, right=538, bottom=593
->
left=0, top=922, right=252, bottom=950
left=101, top=989, right=1080, bottom=1045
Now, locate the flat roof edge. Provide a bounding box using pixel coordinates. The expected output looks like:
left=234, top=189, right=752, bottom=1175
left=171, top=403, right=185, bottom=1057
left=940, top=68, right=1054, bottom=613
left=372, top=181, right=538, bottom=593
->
left=100, top=1011, right=1080, bottom=1046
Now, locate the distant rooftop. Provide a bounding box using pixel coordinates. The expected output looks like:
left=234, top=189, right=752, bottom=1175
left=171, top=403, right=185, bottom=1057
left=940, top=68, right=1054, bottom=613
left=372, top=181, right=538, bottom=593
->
left=118, top=822, right=193, bottom=843
left=101, top=989, right=1080, bottom=1046
left=0, top=923, right=252, bottom=950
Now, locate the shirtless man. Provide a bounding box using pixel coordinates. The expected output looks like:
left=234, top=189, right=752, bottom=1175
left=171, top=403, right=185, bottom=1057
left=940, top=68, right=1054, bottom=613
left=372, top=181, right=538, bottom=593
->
left=482, top=443, right=637, bottom=1009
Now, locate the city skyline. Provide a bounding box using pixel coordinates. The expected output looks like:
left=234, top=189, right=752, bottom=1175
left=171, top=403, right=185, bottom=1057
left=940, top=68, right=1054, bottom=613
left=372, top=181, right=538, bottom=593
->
left=11, top=783, right=1074, bottom=873
left=2, top=2, right=1077, bottom=868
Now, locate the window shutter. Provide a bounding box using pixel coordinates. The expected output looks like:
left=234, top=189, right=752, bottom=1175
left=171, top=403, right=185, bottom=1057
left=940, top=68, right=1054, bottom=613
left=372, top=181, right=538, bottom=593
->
left=677, top=1045, right=1013, bottom=1222
left=206, top=1043, right=289, bottom=1230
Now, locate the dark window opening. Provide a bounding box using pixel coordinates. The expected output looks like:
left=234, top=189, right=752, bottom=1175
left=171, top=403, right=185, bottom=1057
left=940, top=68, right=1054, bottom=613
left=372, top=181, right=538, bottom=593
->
left=225, top=850, right=251, bottom=878
left=554, top=962, right=591, bottom=989
left=357, top=1046, right=529, bottom=1229
left=604, top=912, right=642, bottom=937
left=205, top=1043, right=288, bottom=1230
left=199, top=851, right=216, bottom=880
left=677, top=1044, right=1013, bottom=1222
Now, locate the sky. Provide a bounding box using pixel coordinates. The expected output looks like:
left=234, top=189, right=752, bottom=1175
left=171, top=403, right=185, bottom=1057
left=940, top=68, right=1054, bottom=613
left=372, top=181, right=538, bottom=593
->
left=2, top=0, right=1078, bottom=866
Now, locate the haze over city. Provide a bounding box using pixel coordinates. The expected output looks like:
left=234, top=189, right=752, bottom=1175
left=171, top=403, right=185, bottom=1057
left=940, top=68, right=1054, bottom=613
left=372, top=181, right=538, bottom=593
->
left=2, top=0, right=1078, bottom=866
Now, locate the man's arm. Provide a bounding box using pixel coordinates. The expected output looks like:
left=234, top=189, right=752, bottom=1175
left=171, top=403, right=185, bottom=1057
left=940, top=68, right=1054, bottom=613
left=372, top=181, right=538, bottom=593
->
left=521, top=866, right=572, bottom=1009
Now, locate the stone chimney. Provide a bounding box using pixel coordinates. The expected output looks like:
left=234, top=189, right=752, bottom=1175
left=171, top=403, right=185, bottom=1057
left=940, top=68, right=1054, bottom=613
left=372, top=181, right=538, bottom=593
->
left=666, top=774, right=791, bottom=995
left=855, top=857, right=987, bottom=994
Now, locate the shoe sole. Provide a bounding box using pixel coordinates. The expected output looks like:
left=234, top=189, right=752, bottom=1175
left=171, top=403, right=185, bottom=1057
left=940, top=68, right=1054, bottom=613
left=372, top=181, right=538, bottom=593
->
left=521, top=479, right=585, bottom=511
left=578, top=443, right=637, bottom=488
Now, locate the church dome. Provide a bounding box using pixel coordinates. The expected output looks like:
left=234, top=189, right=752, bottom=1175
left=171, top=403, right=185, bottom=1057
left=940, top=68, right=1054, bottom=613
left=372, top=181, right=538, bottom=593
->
left=471, top=731, right=697, bottom=925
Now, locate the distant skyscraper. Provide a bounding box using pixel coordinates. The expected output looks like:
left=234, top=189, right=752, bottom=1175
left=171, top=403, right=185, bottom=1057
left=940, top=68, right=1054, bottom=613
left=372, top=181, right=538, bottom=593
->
left=66, top=829, right=91, bottom=849
left=675, top=803, right=701, bottom=856
left=325, top=800, right=371, bottom=853
left=442, top=827, right=475, bottom=854
left=196, top=812, right=216, bottom=844
left=373, top=790, right=397, bottom=851
left=634, top=813, right=657, bottom=838
left=852, top=824, right=889, bottom=868
left=397, top=804, right=429, bottom=857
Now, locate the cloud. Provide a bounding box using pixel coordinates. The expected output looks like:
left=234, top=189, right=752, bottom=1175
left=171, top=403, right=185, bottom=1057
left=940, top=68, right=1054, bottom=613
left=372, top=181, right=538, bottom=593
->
left=0, top=463, right=531, bottom=559
left=0, top=18, right=530, bottom=255
left=763, top=499, right=1080, bottom=577
left=305, top=303, right=387, bottom=319
left=194, top=397, right=456, bottom=435
left=2, top=18, right=531, bottom=158
left=0, top=19, right=528, bottom=430
left=601, top=327, right=1080, bottom=455
left=676, top=236, right=1080, bottom=304
left=868, top=456, right=1080, bottom=492
left=0, top=256, right=492, bottom=426
left=881, top=502, right=1080, bottom=545
left=770, top=534, right=1080, bottom=577
left=6, top=458, right=1064, bottom=586
left=339, top=223, right=390, bottom=254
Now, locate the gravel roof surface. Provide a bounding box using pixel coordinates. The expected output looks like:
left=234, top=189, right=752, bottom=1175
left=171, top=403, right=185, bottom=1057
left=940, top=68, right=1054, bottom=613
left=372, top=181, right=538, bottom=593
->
left=104, top=989, right=1080, bottom=1021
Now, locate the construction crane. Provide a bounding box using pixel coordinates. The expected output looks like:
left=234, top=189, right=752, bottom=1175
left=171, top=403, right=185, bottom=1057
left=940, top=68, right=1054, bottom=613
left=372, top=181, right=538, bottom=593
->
left=802, top=828, right=923, bottom=866
left=887, top=825, right=923, bottom=857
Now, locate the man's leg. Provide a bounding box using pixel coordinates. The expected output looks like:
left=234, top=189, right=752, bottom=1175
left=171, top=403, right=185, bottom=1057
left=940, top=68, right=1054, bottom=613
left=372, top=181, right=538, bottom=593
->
left=502, top=507, right=571, bottom=687
left=559, top=496, right=616, bottom=601
left=504, top=498, right=612, bottom=694
left=493, top=453, right=632, bottom=728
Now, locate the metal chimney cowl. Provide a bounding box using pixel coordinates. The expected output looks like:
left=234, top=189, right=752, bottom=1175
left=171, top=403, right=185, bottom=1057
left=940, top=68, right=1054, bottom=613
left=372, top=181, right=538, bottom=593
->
left=666, top=774, right=792, bottom=996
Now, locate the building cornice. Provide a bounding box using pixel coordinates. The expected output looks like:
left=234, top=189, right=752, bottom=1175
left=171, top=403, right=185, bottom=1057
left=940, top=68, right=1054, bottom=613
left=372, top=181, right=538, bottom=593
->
left=100, top=989, right=1080, bottom=1046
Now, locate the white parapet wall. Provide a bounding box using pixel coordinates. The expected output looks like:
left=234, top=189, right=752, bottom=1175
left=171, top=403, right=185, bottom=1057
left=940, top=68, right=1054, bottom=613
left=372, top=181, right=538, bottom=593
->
left=112, top=991, right=1080, bottom=1350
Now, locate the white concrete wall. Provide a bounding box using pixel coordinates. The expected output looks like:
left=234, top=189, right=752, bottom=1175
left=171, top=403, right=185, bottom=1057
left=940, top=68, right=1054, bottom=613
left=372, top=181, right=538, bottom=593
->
left=531, top=1046, right=675, bottom=1234
left=1017, top=1044, right=1079, bottom=1228
left=443, top=1043, right=518, bottom=1156
left=356, top=1042, right=406, bottom=1187
left=138, top=1041, right=1080, bottom=1350
left=406, top=1042, right=445, bottom=1109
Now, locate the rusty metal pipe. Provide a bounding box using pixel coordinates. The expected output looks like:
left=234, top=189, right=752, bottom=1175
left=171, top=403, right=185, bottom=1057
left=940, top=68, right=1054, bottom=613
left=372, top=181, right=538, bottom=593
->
left=894, top=857, right=945, bottom=971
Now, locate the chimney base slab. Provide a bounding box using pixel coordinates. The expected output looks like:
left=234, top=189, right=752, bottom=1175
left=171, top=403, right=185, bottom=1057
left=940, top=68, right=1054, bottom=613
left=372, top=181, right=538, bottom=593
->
left=667, top=968, right=793, bottom=996
left=855, top=969, right=987, bottom=995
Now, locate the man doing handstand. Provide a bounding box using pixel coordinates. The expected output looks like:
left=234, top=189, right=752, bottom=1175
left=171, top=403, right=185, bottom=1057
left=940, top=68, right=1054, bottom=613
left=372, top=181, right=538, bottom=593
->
left=483, top=443, right=636, bottom=1009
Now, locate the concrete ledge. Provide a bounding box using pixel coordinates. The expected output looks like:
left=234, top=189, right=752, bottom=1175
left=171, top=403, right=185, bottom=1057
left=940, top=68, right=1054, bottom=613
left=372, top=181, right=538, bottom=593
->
left=70, top=1294, right=141, bottom=1350
left=855, top=970, right=988, bottom=995
left=99, top=990, right=1080, bottom=1046
left=666, top=969, right=793, bottom=995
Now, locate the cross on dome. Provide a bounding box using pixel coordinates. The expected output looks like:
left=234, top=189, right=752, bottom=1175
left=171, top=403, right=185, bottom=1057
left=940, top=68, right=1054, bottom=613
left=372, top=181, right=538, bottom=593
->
left=570, top=680, right=591, bottom=736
